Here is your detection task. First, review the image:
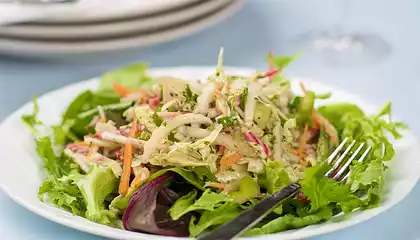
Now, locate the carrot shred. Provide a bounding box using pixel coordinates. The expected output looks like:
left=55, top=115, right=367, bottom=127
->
left=311, top=115, right=320, bottom=129
left=205, top=182, right=225, bottom=190
left=113, top=82, right=150, bottom=99
left=311, top=111, right=339, bottom=145
left=299, top=123, right=309, bottom=166
left=113, top=82, right=133, bottom=97
left=220, top=152, right=242, bottom=172
left=118, top=115, right=138, bottom=195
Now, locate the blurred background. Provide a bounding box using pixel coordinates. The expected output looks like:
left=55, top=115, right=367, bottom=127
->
left=0, top=0, right=419, bottom=239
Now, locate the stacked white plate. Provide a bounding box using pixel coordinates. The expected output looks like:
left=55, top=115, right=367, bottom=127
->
left=0, top=0, right=244, bottom=55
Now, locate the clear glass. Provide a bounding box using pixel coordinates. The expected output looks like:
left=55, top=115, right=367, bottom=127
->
left=295, top=0, right=391, bottom=66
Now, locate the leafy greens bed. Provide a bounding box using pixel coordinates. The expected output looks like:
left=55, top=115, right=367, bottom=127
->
left=22, top=50, right=406, bottom=237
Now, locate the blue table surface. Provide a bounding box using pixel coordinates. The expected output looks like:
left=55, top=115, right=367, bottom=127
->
left=1, top=0, right=420, bottom=239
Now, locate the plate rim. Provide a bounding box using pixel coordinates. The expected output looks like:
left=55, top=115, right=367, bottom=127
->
left=1, top=66, right=419, bottom=240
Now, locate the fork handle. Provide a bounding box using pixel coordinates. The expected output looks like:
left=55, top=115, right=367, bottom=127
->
left=197, top=183, right=301, bottom=240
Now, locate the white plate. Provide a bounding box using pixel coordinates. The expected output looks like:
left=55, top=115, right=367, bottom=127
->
left=0, top=67, right=419, bottom=240
left=0, top=0, right=231, bottom=39
left=0, top=0, right=243, bottom=55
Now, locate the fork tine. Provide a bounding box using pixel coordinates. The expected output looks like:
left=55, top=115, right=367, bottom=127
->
left=341, top=146, right=372, bottom=182
left=332, top=143, right=365, bottom=180
left=325, top=140, right=356, bottom=177
left=327, top=137, right=348, bottom=164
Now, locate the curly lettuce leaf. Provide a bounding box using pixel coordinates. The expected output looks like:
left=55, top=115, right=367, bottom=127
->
left=23, top=99, right=89, bottom=217
left=36, top=137, right=75, bottom=177
left=69, top=165, right=119, bottom=226
left=38, top=177, right=86, bottom=216
left=348, top=158, right=385, bottom=208
left=300, top=163, right=360, bottom=213
left=243, top=207, right=333, bottom=236
left=319, top=102, right=405, bottom=161
left=259, top=161, right=291, bottom=193
left=341, top=103, right=405, bottom=161
left=98, top=63, right=152, bottom=93
left=189, top=202, right=242, bottom=237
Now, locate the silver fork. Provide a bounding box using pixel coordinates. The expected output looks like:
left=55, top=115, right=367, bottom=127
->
left=198, top=137, right=372, bottom=240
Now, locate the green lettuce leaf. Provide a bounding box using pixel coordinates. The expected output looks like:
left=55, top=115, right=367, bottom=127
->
left=76, top=101, right=133, bottom=120
left=62, top=91, right=95, bottom=122
left=189, top=202, right=242, bottom=237
left=61, top=90, right=121, bottom=139
left=243, top=207, right=333, bottom=236
left=269, top=53, right=300, bottom=84
left=192, top=166, right=217, bottom=182
left=98, top=63, right=152, bottom=93
left=228, top=176, right=260, bottom=204
left=270, top=53, right=298, bottom=69
left=21, top=97, right=41, bottom=135
left=318, top=103, right=365, bottom=133
left=36, top=137, right=75, bottom=178
left=169, top=190, right=232, bottom=220
left=69, top=165, right=119, bottom=226
left=168, top=190, right=198, bottom=220
left=296, top=90, right=315, bottom=126
left=259, top=161, right=291, bottom=193
left=315, top=92, right=332, bottom=99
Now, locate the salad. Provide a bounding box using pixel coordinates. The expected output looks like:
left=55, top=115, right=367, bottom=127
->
left=22, top=49, right=406, bottom=237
